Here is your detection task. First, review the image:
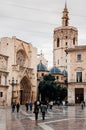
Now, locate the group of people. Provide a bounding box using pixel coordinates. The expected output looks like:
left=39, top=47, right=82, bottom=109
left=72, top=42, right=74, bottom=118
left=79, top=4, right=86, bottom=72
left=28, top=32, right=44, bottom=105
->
left=25, top=100, right=54, bottom=120
left=25, top=101, right=33, bottom=112
left=33, top=100, right=48, bottom=120
left=11, top=101, right=20, bottom=113
left=11, top=100, right=54, bottom=120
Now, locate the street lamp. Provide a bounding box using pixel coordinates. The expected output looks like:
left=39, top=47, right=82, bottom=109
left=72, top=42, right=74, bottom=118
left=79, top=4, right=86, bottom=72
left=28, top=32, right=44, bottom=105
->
left=9, top=77, right=18, bottom=104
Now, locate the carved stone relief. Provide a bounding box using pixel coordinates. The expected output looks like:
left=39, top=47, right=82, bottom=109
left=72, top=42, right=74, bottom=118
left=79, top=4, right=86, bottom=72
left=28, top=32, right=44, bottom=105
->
left=0, top=56, right=7, bottom=71
left=16, top=50, right=26, bottom=66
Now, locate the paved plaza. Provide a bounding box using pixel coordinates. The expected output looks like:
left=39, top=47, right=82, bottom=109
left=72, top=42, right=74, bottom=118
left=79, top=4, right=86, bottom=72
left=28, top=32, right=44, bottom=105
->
left=0, top=105, right=86, bottom=130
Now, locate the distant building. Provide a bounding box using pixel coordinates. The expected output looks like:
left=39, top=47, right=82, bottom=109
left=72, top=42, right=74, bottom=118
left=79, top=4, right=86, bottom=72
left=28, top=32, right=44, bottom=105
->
left=0, top=36, right=37, bottom=105
left=37, top=51, right=48, bottom=68
left=37, top=52, right=49, bottom=85
left=37, top=53, right=67, bottom=90
left=49, top=66, right=67, bottom=87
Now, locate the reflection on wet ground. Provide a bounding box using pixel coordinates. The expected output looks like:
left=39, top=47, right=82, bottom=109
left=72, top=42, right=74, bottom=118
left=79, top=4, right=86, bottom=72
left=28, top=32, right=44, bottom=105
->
left=0, top=105, right=86, bottom=130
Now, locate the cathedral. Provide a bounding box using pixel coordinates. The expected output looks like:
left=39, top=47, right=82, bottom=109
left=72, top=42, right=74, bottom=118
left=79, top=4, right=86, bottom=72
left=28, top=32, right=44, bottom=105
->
left=0, top=36, right=37, bottom=105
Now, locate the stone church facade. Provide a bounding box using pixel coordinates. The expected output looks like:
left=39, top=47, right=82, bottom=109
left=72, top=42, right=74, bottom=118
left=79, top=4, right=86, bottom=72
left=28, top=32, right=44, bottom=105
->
left=53, top=3, right=86, bottom=104
left=0, top=36, right=37, bottom=106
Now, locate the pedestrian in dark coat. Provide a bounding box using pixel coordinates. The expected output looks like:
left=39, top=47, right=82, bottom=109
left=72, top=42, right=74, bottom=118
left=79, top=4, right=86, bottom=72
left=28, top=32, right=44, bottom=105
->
left=25, top=101, right=29, bottom=112
left=33, top=101, right=40, bottom=120
left=16, top=102, right=20, bottom=113
left=11, top=102, right=16, bottom=112
left=34, top=105, right=39, bottom=120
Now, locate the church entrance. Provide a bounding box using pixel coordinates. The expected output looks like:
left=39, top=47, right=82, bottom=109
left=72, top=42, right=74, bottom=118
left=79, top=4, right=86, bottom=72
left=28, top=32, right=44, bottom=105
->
left=20, top=76, right=31, bottom=105
left=75, top=88, right=84, bottom=104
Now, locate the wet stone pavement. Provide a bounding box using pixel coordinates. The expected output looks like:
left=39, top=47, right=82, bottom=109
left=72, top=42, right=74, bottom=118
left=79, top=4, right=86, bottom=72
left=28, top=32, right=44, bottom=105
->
left=0, top=105, right=86, bottom=130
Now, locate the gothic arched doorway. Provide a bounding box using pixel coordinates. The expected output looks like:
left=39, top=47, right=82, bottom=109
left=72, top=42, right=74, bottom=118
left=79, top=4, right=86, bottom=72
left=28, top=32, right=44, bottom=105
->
left=20, top=76, right=31, bottom=104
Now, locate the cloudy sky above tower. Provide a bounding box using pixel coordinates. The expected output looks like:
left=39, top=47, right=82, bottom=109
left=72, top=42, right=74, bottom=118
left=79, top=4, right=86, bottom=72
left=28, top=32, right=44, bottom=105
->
left=0, top=0, right=86, bottom=68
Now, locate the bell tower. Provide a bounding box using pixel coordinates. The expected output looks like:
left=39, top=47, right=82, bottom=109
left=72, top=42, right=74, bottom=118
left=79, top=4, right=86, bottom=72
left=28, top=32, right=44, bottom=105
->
left=62, top=2, right=69, bottom=27
left=53, top=2, right=78, bottom=71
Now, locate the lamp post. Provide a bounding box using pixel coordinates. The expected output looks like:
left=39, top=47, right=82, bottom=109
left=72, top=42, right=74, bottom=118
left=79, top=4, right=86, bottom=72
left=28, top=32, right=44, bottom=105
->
left=9, top=77, right=18, bottom=104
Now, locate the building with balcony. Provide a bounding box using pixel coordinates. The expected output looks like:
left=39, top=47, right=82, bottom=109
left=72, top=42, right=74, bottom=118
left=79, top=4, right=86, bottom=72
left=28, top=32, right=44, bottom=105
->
left=67, top=46, right=86, bottom=104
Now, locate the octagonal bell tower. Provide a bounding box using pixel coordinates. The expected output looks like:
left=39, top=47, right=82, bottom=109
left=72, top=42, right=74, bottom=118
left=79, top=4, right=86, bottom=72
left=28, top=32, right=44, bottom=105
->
left=53, top=2, right=78, bottom=71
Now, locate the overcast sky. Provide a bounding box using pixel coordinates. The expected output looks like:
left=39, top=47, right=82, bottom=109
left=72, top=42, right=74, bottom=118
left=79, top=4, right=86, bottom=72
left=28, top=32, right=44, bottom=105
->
left=0, top=0, right=86, bottom=68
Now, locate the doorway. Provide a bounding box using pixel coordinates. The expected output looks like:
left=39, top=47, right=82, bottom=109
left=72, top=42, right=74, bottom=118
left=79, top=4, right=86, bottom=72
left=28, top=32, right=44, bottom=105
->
left=75, top=88, right=84, bottom=104
left=20, top=76, right=31, bottom=104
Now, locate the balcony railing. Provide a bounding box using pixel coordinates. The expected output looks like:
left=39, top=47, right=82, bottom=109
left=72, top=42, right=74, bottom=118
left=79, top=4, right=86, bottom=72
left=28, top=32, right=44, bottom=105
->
left=68, top=79, right=86, bottom=84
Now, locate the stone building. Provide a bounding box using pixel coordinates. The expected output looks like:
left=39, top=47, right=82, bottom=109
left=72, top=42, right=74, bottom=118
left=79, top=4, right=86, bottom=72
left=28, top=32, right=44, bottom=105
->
left=67, top=46, right=86, bottom=104
left=53, top=3, right=78, bottom=71
left=0, top=36, right=37, bottom=105
left=0, top=54, right=9, bottom=105
left=53, top=3, right=86, bottom=104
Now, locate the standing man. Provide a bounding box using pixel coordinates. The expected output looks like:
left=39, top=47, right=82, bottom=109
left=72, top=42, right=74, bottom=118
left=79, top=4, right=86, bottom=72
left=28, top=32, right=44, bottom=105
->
left=16, top=102, right=20, bottom=113
left=25, top=101, right=29, bottom=112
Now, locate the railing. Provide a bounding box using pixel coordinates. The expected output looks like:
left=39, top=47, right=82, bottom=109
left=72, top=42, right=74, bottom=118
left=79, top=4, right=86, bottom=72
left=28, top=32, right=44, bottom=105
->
left=68, top=79, right=86, bottom=83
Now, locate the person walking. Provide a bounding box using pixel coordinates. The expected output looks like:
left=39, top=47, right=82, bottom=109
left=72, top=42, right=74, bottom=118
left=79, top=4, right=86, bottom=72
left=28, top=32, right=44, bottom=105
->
left=25, top=101, right=29, bottom=112
left=41, top=102, right=47, bottom=120
left=29, top=101, right=33, bottom=111
left=11, top=102, right=16, bottom=113
left=16, top=102, right=20, bottom=113
left=33, top=101, right=39, bottom=120
left=81, top=101, right=84, bottom=109
left=49, top=101, right=53, bottom=109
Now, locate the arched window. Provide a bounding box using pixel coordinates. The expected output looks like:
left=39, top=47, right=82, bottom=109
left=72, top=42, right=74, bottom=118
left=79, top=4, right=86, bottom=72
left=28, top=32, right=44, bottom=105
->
left=65, top=19, right=68, bottom=26
left=73, top=37, right=75, bottom=45
left=0, top=92, right=3, bottom=97
left=57, top=76, right=59, bottom=80
left=42, top=73, right=44, bottom=77
left=0, top=75, right=1, bottom=85
left=65, top=42, right=67, bottom=46
left=66, top=36, right=68, bottom=39
left=57, top=38, right=60, bottom=47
